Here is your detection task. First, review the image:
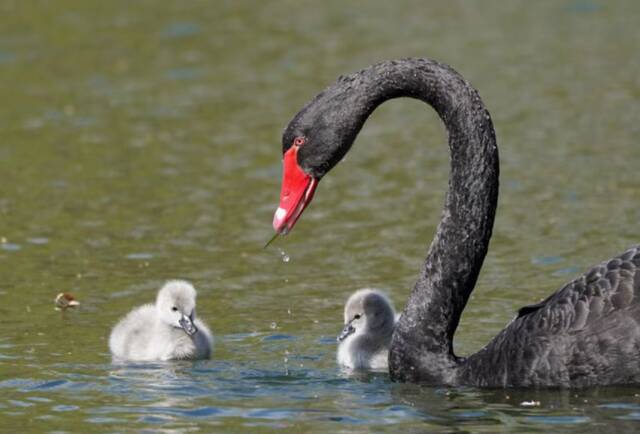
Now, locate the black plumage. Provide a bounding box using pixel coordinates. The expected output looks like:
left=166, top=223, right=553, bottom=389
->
left=462, top=247, right=640, bottom=387
left=282, top=58, right=640, bottom=387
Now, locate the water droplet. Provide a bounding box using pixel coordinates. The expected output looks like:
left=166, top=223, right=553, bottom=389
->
left=277, top=248, right=290, bottom=263
left=278, top=249, right=291, bottom=262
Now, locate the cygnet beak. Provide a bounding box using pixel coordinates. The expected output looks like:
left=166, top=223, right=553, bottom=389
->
left=179, top=313, right=198, bottom=336
left=337, top=321, right=355, bottom=342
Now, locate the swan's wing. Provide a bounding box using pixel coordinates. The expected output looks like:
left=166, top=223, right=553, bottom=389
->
left=193, top=318, right=214, bottom=358
left=514, top=246, right=640, bottom=329
left=108, top=304, right=157, bottom=359
left=464, top=246, right=640, bottom=387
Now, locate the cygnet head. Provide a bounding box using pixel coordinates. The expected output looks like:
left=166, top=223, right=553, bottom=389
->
left=337, top=289, right=396, bottom=342
left=156, top=280, right=199, bottom=336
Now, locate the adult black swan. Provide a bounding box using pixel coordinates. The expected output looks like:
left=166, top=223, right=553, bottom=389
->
left=271, top=58, right=640, bottom=387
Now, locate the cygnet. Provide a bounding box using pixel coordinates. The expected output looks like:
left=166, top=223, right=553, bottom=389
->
left=109, top=280, right=213, bottom=361
left=337, top=289, right=397, bottom=370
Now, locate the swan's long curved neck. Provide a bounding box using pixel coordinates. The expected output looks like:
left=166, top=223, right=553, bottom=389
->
left=341, top=59, right=499, bottom=383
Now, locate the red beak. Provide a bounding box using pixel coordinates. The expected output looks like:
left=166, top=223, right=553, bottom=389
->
left=272, top=145, right=318, bottom=234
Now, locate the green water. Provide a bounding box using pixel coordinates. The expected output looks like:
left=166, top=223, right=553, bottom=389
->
left=1, top=0, right=640, bottom=432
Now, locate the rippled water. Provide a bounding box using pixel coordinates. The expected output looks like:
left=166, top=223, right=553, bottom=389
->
left=1, top=0, right=640, bottom=432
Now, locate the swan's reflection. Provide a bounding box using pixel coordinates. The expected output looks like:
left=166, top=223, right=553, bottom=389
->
left=389, top=384, right=640, bottom=432
left=106, top=360, right=216, bottom=422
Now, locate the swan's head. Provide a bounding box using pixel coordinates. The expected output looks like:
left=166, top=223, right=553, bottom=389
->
left=156, top=280, right=198, bottom=336
left=273, top=79, right=366, bottom=234
left=337, top=289, right=396, bottom=342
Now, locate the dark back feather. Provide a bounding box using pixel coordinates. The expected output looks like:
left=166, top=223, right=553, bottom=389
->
left=463, top=246, right=640, bottom=387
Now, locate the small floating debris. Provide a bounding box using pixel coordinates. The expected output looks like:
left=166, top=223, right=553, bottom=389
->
left=520, top=400, right=541, bottom=407
left=55, top=293, right=80, bottom=310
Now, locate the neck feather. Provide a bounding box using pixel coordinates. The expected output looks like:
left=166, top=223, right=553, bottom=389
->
left=338, top=59, right=499, bottom=383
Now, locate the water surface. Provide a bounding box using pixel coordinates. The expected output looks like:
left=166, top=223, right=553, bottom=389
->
left=1, top=1, right=640, bottom=432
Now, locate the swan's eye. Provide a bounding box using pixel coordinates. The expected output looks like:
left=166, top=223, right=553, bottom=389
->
left=354, top=314, right=361, bottom=320
left=172, top=306, right=178, bottom=312
left=293, top=136, right=306, bottom=147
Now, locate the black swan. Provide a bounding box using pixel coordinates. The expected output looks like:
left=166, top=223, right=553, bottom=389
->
left=271, top=58, right=640, bottom=387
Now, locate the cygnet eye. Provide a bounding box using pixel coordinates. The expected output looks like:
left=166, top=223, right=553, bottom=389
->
left=172, top=306, right=178, bottom=312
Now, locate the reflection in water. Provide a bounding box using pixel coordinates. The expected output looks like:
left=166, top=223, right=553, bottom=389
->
left=391, top=385, right=640, bottom=431
left=107, top=363, right=211, bottom=417
left=2, top=344, right=640, bottom=431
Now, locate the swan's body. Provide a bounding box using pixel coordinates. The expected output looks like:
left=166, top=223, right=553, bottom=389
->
left=109, top=280, right=213, bottom=361
left=337, top=289, right=397, bottom=370
left=271, top=58, right=640, bottom=387
left=462, top=248, right=640, bottom=387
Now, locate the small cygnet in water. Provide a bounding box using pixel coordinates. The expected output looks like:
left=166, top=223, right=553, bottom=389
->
left=337, top=289, right=397, bottom=370
left=109, top=280, right=213, bottom=361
